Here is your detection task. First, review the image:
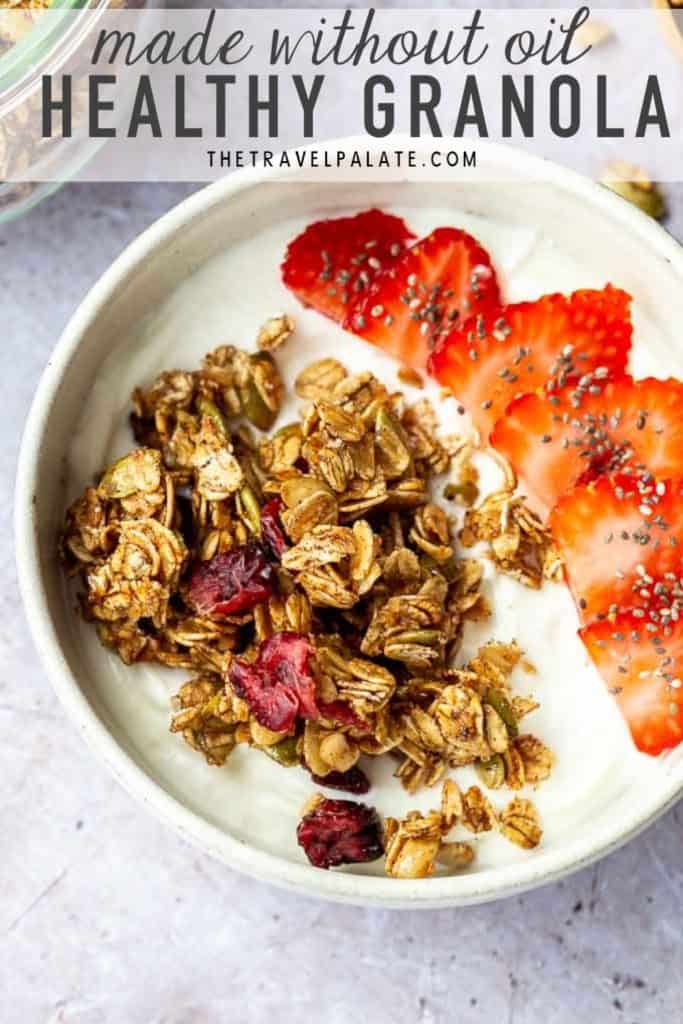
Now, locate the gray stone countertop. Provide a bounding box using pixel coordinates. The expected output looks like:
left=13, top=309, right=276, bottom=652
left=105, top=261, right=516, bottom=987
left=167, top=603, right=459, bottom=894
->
left=2, top=180, right=683, bottom=1023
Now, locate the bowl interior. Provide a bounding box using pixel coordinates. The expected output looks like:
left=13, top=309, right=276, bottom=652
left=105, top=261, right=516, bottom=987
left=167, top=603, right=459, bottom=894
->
left=20, top=152, right=683, bottom=905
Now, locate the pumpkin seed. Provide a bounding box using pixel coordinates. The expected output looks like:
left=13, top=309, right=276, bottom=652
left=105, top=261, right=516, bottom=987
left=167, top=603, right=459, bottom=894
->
left=484, top=688, right=519, bottom=738
left=475, top=754, right=506, bottom=790
left=240, top=376, right=275, bottom=430
left=98, top=448, right=162, bottom=499
left=262, top=735, right=300, bottom=767
left=236, top=483, right=261, bottom=536
left=239, top=352, right=283, bottom=430
left=197, top=396, right=229, bottom=437
left=389, top=629, right=441, bottom=647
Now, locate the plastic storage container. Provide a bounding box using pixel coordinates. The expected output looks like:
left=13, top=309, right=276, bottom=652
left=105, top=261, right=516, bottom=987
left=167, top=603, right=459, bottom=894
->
left=0, top=0, right=148, bottom=222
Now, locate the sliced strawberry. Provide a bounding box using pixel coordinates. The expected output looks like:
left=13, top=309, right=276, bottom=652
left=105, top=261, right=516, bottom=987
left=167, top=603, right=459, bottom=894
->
left=581, top=612, right=683, bottom=755
left=550, top=475, right=683, bottom=625
left=429, top=286, right=632, bottom=437
left=281, top=209, right=415, bottom=323
left=344, top=227, right=501, bottom=369
left=491, top=376, right=683, bottom=520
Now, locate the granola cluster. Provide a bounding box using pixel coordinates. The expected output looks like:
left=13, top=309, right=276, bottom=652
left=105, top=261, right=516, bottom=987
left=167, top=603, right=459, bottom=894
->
left=0, top=0, right=140, bottom=215
left=384, top=780, right=543, bottom=878
left=0, top=0, right=51, bottom=54
left=461, top=489, right=562, bottom=589
left=61, top=317, right=555, bottom=879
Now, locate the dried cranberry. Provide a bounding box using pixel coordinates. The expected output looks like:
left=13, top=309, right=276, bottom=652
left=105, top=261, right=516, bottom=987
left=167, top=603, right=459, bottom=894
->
left=318, top=699, right=367, bottom=730
left=229, top=631, right=319, bottom=732
left=297, top=798, right=384, bottom=869
left=188, top=543, right=275, bottom=617
left=260, top=497, right=288, bottom=559
left=309, top=766, right=371, bottom=795
left=129, top=412, right=157, bottom=447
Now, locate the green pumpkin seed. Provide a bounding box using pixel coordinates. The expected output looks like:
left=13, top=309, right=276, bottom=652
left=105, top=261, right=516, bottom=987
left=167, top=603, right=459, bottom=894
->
left=419, top=552, right=459, bottom=583
left=484, top=688, right=519, bottom=738
left=197, top=396, right=229, bottom=437
left=391, top=629, right=441, bottom=647
left=240, top=377, right=276, bottom=430
left=98, top=448, right=162, bottom=499
left=239, top=352, right=283, bottom=430
left=262, top=735, right=299, bottom=767
left=475, top=754, right=506, bottom=789
left=236, top=483, right=261, bottom=536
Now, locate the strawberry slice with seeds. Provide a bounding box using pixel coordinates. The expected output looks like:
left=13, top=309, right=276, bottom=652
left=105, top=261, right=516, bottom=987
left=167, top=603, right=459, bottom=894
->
left=581, top=612, right=683, bottom=755
left=429, top=286, right=632, bottom=437
left=281, top=209, right=415, bottom=323
left=344, top=227, right=501, bottom=369
left=550, top=475, right=683, bottom=625
left=491, top=376, right=683, bottom=520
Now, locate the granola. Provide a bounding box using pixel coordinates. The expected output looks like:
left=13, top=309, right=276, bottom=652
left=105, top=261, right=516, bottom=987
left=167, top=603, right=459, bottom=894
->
left=0, top=1, right=51, bottom=54
left=461, top=488, right=562, bottom=588
left=383, top=776, right=542, bottom=878
left=500, top=797, right=543, bottom=849
left=60, top=316, right=554, bottom=877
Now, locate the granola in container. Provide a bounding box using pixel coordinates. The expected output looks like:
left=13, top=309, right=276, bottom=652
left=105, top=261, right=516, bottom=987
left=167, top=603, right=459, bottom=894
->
left=0, top=1, right=51, bottom=52
left=60, top=317, right=555, bottom=878
left=0, top=0, right=147, bottom=219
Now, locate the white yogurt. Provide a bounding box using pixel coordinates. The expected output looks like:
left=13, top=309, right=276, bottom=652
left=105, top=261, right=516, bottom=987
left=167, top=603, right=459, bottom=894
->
left=65, top=206, right=676, bottom=873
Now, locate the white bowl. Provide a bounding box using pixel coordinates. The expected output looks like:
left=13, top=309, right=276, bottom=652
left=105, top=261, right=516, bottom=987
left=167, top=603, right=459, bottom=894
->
left=16, top=140, right=683, bottom=907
